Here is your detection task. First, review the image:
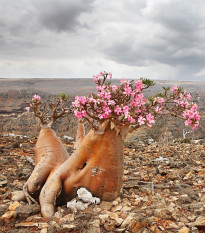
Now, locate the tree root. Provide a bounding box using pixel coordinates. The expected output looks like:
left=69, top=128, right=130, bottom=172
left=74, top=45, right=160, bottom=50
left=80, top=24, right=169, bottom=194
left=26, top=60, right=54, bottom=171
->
left=23, top=183, right=38, bottom=204
left=13, top=127, right=70, bottom=205
left=11, top=191, right=26, bottom=202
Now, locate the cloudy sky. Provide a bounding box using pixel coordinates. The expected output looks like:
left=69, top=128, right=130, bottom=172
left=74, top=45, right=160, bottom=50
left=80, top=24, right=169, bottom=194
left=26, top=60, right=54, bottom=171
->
left=0, top=0, right=205, bottom=81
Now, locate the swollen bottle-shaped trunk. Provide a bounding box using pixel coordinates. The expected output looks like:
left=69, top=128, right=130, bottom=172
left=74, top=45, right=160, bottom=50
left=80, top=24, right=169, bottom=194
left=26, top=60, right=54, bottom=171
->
left=40, top=123, right=126, bottom=217
left=72, top=125, right=125, bottom=200
left=12, top=126, right=70, bottom=204
left=34, top=126, right=69, bottom=167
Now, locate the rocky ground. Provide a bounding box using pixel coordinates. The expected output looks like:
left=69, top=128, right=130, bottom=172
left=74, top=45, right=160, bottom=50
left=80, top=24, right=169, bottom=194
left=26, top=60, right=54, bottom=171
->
left=0, top=134, right=205, bottom=233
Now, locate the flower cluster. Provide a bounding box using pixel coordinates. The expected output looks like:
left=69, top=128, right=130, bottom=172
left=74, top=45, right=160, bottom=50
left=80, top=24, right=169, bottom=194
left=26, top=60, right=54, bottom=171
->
left=71, top=72, right=200, bottom=130
left=32, top=94, right=42, bottom=102
left=183, top=104, right=200, bottom=129
left=25, top=94, right=42, bottom=112
left=171, top=86, right=200, bottom=129
left=72, top=71, right=153, bottom=128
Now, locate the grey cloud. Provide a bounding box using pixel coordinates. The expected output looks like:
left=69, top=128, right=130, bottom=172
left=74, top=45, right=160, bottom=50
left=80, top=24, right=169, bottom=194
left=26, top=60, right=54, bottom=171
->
left=0, top=0, right=42, bottom=52
left=99, top=0, right=205, bottom=72
left=102, top=35, right=205, bottom=68
left=32, top=0, right=95, bottom=32
left=143, top=0, right=205, bottom=34
left=102, top=41, right=150, bottom=67
left=0, top=0, right=97, bottom=59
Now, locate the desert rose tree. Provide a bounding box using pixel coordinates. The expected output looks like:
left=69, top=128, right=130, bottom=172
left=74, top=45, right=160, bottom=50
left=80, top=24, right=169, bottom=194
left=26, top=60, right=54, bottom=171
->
left=38, top=72, right=200, bottom=217
left=12, top=95, right=71, bottom=204
left=14, top=72, right=200, bottom=218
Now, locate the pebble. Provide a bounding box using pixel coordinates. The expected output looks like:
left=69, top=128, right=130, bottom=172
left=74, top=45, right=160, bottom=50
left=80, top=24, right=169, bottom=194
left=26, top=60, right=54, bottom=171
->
left=193, top=216, right=205, bottom=227
left=2, top=211, right=17, bottom=223
left=99, top=201, right=112, bottom=210
left=99, top=214, right=109, bottom=224
left=178, top=227, right=190, bottom=233
left=8, top=201, right=22, bottom=211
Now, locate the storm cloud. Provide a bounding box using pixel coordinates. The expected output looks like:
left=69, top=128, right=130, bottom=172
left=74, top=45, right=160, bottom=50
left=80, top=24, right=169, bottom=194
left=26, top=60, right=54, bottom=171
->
left=32, top=0, right=95, bottom=32
left=0, top=0, right=205, bottom=81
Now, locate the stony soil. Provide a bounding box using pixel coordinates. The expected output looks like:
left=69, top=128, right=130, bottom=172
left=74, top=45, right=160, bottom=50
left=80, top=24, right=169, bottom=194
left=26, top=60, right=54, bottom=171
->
left=0, top=134, right=205, bottom=233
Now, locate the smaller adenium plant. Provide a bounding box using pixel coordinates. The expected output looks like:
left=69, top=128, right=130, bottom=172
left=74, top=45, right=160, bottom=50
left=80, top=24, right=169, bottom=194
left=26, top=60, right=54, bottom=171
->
left=26, top=93, right=71, bottom=126
left=71, top=72, right=200, bottom=131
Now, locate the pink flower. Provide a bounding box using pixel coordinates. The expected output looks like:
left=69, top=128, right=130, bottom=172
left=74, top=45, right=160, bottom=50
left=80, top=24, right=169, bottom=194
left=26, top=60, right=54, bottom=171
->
left=182, top=110, right=189, bottom=119
left=108, top=100, right=115, bottom=106
left=74, top=96, right=87, bottom=105
left=123, top=84, right=132, bottom=95
left=135, top=80, right=143, bottom=92
left=75, top=111, right=83, bottom=119
left=146, top=114, right=155, bottom=127
left=186, top=93, right=192, bottom=100
left=98, top=114, right=104, bottom=119
left=138, top=116, right=145, bottom=125
left=93, top=75, right=100, bottom=83
left=194, top=113, right=200, bottom=121
left=101, top=106, right=111, bottom=119
left=73, top=96, right=87, bottom=107
left=154, top=97, right=165, bottom=106
left=96, top=85, right=105, bottom=92
left=185, top=118, right=192, bottom=127
left=112, top=85, right=118, bottom=92
left=155, top=106, right=162, bottom=113
left=114, top=105, right=122, bottom=115
left=104, top=92, right=111, bottom=100
left=171, top=85, right=178, bottom=93
left=108, top=72, right=112, bottom=79
left=80, top=96, right=87, bottom=105
left=128, top=116, right=135, bottom=123
left=25, top=107, right=30, bottom=112
left=81, top=110, right=87, bottom=117
left=99, top=72, right=104, bottom=77
left=192, top=123, right=199, bottom=129
left=120, top=78, right=126, bottom=84
left=72, top=101, right=79, bottom=108
left=133, top=93, right=145, bottom=106
left=75, top=110, right=87, bottom=119
left=179, top=101, right=189, bottom=107
left=88, top=97, right=96, bottom=104
left=32, top=94, right=41, bottom=101
left=191, top=104, right=198, bottom=111
left=123, top=105, right=130, bottom=117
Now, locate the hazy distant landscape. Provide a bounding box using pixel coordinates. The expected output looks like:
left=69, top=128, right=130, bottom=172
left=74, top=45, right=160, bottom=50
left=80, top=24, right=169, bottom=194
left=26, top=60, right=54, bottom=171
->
left=1, top=78, right=205, bottom=95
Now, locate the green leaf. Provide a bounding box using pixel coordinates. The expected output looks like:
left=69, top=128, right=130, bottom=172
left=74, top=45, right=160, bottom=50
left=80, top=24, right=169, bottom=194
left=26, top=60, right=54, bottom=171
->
left=162, top=86, right=170, bottom=91
left=178, top=87, right=183, bottom=92
left=105, top=80, right=111, bottom=86
left=141, top=78, right=155, bottom=87
left=156, top=92, right=165, bottom=98
left=60, top=93, right=68, bottom=100
left=92, top=93, right=98, bottom=99
left=148, top=96, right=154, bottom=102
